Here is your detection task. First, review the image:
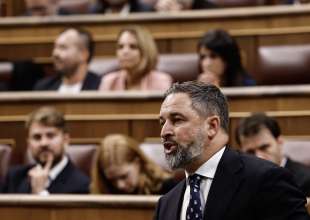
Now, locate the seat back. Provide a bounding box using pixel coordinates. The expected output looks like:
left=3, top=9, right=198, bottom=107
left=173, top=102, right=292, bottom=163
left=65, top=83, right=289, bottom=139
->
left=66, top=144, right=97, bottom=176
left=89, top=53, right=199, bottom=83
left=139, top=139, right=185, bottom=180
left=0, top=144, right=12, bottom=181
left=256, top=44, right=310, bottom=85
left=139, top=141, right=170, bottom=171
left=283, top=138, right=310, bottom=166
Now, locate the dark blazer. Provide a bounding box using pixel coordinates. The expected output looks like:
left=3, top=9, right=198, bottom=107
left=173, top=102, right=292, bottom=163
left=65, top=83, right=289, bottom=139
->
left=2, top=160, right=89, bottom=194
left=91, top=0, right=154, bottom=13
left=285, top=158, right=310, bottom=196
left=154, top=148, right=309, bottom=220
left=33, top=71, right=100, bottom=91
left=192, top=0, right=218, bottom=9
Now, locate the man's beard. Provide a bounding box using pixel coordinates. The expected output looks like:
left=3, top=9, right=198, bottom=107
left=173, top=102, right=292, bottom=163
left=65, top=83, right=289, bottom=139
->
left=54, top=61, right=79, bottom=78
left=34, top=149, right=62, bottom=167
left=165, top=132, right=205, bottom=170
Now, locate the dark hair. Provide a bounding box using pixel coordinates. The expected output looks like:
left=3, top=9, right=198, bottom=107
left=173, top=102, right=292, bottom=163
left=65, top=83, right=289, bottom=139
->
left=197, top=29, right=247, bottom=86
left=60, top=27, right=95, bottom=63
left=164, top=81, right=229, bottom=133
left=235, top=112, right=281, bottom=146
left=26, top=106, right=67, bottom=133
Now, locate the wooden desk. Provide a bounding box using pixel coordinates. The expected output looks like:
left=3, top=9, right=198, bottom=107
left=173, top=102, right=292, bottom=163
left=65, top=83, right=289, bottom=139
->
left=1, top=85, right=310, bottom=163
left=2, top=5, right=310, bottom=74
left=0, top=195, right=159, bottom=220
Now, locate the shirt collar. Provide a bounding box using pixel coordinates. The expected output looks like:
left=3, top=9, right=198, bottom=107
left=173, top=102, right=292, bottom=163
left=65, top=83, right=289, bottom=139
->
left=185, top=147, right=226, bottom=180
left=49, top=155, right=68, bottom=181
left=280, top=156, right=288, bottom=167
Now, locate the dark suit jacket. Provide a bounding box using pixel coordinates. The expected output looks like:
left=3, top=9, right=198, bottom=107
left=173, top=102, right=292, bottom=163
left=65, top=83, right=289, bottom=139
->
left=285, top=158, right=310, bottom=196
left=91, top=0, right=154, bottom=13
left=2, top=160, right=89, bottom=194
left=154, top=148, right=309, bottom=220
left=192, top=0, right=218, bottom=9
left=33, top=71, right=100, bottom=91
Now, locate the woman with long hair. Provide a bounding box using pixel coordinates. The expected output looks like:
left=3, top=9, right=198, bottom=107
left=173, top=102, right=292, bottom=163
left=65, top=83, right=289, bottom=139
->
left=197, top=29, right=255, bottom=87
left=99, top=26, right=172, bottom=91
left=90, top=134, right=176, bottom=194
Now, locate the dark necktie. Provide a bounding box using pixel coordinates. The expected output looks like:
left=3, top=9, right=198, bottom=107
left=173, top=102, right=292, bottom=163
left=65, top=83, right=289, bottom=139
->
left=186, top=174, right=203, bottom=220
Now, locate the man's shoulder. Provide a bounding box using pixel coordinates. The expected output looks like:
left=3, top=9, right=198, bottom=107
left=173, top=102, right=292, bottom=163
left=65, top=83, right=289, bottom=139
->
left=225, top=147, right=279, bottom=171
left=5, top=164, right=33, bottom=184
left=83, top=71, right=101, bottom=90
left=33, top=75, right=61, bottom=90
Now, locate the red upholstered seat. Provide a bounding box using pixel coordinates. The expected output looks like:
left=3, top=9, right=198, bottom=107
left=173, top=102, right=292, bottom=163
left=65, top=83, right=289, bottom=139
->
left=283, top=138, right=310, bottom=166
left=255, top=44, right=310, bottom=85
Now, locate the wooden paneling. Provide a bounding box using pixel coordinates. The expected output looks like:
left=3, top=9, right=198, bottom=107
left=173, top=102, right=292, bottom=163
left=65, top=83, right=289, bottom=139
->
left=1, top=5, right=310, bottom=74
left=0, top=195, right=158, bottom=220
left=1, top=85, right=310, bottom=164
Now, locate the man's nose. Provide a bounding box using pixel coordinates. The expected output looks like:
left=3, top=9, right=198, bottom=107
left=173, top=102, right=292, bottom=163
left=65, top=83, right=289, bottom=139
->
left=160, top=121, right=173, bottom=139
left=39, top=136, right=49, bottom=146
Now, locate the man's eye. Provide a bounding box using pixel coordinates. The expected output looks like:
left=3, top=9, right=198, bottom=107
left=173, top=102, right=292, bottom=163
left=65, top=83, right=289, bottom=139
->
left=159, top=120, right=165, bottom=127
left=246, top=150, right=255, bottom=155
left=32, top=135, right=41, bottom=140
left=117, top=44, right=124, bottom=50
left=46, top=133, right=56, bottom=139
left=259, top=144, right=270, bottom=151
left=172, top=118, right=183, bottom=124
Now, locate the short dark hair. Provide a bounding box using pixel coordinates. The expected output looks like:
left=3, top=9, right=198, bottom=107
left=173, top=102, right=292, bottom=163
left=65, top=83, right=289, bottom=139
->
left=164, top=81, right=229, bottom=133
left=235, top=112, right=281, bottom=146
left=197, top=29, right=246, bottom=86
left=60, top=27, right=95, bottom=63
left=26, top=106, right=67, bottom=133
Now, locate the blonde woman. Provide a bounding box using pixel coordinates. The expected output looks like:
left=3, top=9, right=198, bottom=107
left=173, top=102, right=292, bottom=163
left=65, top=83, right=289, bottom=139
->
left=99, top=26, right=173, bottom=91
left=90, top=134, right=176, bottom=194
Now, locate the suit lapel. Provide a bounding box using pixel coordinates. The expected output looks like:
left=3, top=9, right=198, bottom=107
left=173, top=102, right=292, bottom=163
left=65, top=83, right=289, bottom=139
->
left=48, top=160, right=71, bottom=193
left=165, top=180, right=186, bottom=220
left=19, top=177, right=31, bottom=193
left=203, top=148, right=244, bottom=220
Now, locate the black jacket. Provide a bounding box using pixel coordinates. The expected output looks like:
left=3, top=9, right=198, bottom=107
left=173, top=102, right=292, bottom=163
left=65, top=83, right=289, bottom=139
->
left=33, top=71, right=100, bottom=91
left=154, top=148, right=309, bottom=220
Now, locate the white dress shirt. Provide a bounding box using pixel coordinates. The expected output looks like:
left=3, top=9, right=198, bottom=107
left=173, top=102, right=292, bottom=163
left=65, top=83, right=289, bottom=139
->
left=180, top=147, right=226, bottom=220
left=58, top=82, right=82, bottom=94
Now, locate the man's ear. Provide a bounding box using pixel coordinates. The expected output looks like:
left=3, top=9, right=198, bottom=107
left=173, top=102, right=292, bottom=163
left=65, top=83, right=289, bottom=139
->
left=277, top=135, right=284, bottom=146
left=206, top=115, right=220, bottom=139
left=81, top=48, right=89, bottom=63
left=63, top=132, right=70, bottom=149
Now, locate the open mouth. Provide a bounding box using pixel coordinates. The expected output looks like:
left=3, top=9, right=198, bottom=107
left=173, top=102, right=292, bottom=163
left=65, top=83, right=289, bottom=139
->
left=163, top=141, right=178, bottom=155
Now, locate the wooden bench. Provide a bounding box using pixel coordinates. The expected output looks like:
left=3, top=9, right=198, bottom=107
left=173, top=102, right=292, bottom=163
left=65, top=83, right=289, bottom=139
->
left=0, top=85, right=310, bottom=163
left=0, top=195, right=159, bottom=220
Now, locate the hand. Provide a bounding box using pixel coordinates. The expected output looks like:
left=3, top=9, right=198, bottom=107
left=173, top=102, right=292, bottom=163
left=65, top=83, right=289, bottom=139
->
left=28, top=153, right=53, bottom=194
left=198, top=72, right=221, bottom=87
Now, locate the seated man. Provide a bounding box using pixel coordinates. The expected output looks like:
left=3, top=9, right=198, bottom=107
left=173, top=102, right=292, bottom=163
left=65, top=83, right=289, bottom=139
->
left=34, top=28, right=100, bottom=93
left=2, top=106, right=89, bottom=194
left=235, top=112, right=310, bottom=196
left=24, top=0, right=64, bottom=16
